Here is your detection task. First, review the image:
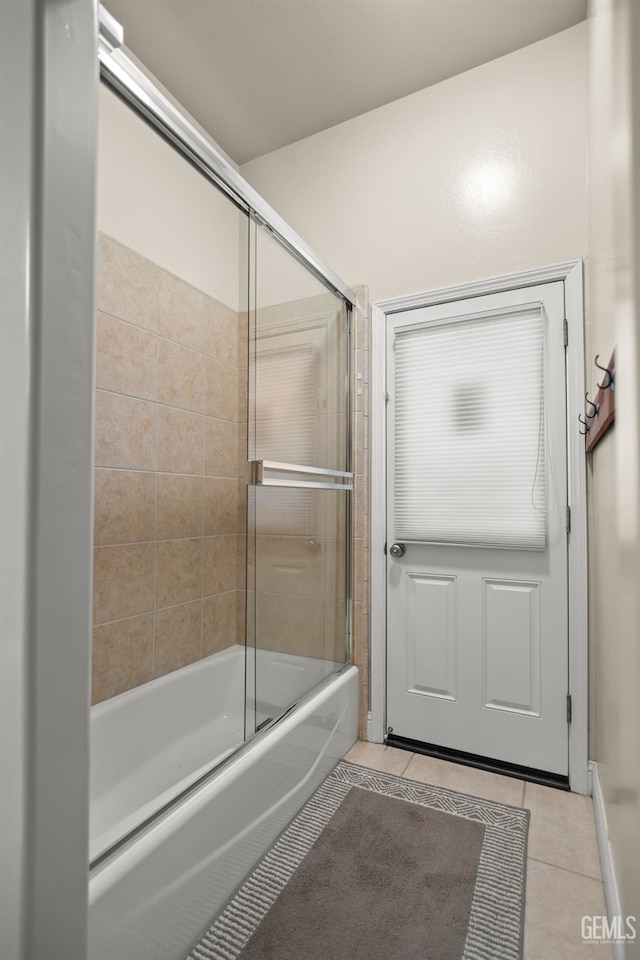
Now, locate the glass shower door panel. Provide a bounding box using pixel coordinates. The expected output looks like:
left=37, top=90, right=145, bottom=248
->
left=91, top=86, right=251, bottom=862
left=246, top=223, right=351, bottom=735
left=248, top=487, right=349, bottom=732
left=249, top=231, right=349, bottom=473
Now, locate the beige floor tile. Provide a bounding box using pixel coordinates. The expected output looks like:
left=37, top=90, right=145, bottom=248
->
left=340, top=746, right=610, bottom=959
left=344, top=741, right=413, bottom=777
left=524, top=782, right=602, bottom=880
left=402, top=753, right=525, bottom=807
left=524, top=859, right=611, bottom=960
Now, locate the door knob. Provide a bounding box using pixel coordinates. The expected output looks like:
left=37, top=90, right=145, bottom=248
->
left=389, top=543, right=406, bottom=558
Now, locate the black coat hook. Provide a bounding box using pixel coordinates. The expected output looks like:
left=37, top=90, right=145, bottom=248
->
left=595, top=355, right=614, bottom=390
left=585, top=393, right=598, bottom=418
left=578, top=414, right=590, bottom=436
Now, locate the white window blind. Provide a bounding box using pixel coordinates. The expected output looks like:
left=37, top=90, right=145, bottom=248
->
left=253, top=344, right=316, bottom=536
left=255, top=350, right=316, bottom=460
left=394, top=305, right=546, bottom=550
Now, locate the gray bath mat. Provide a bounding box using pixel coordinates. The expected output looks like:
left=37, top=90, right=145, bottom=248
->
left=187, top=760, right=529, bottom=960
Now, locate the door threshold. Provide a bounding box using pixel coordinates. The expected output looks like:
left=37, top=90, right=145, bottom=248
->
left=385, top=734, right=570, bottom=791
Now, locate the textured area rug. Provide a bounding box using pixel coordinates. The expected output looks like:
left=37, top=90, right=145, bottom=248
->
left=187, top=761, right=529, bottom=960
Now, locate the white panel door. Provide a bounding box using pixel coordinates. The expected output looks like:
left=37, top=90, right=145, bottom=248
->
left=386, top=282, right=568, bottom=775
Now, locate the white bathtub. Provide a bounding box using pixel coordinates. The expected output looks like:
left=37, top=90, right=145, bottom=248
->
left=88, top=646, right=358, bottom=960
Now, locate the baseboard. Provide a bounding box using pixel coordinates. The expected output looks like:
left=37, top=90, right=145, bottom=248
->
left=590, top=761, right=627, bottom=960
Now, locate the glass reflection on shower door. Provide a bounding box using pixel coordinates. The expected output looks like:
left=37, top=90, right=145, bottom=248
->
left=245, top=221, right=351, bottom=736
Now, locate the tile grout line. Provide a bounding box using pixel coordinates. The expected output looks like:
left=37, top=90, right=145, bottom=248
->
left=152, top=340, right=159, bottom=679
left=93, top=590, right=239, bottom=630
left=96, top=465, right=238, bottom=482
left=354, top=751, right=541, bottom=808
left=526, top=856, right=605, bottom=884
left=96, top=381, right=239, bottom=422
left=96, top=307, right=241, bottom=371
left=399, top=752, right=414, bottom=777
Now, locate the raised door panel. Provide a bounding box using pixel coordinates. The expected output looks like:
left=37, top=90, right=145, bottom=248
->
left=405, top=573, right=457, bottom=701
left=482, top=578, right=541, bottom=716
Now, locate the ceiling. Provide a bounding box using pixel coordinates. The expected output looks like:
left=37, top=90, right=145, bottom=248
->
left=105, top=0, right=588, bottom=166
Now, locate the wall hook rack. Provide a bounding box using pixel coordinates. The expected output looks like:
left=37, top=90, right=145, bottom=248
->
left=585, top=350, right=615, bottom=453
left=595, top=354, right=614, bottom=390
left=585, top=393, right=599, bottom=419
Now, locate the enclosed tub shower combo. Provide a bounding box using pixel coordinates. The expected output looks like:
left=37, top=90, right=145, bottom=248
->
left=90, top=12, right=358, bottom=959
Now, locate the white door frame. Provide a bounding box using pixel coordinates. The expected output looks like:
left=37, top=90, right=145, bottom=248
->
left=369, top=261, right=589, bottom=795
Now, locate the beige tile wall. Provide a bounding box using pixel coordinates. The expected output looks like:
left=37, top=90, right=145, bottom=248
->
left=92, top=234, right=242, bottom=704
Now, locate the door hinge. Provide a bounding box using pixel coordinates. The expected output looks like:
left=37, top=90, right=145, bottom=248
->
left=567, top=694, right=572, bottom=724
left=563, top=318, right=569, bottom=346
left=384, top=542, right=387, bottom=555
left=566, top=505, right=571, bottom=534
left=385, top=391, right=390, bottom=404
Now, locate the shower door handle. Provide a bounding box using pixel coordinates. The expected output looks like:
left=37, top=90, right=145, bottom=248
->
left=248, top=460, right=353, bottom=491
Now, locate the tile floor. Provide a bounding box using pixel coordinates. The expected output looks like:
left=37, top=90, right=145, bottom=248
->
left=344, top=741, right=611, bottom=960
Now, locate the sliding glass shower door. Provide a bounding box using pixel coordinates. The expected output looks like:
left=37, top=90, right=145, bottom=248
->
left=245, top=221, right=352, bottom=735
left=91, top=52, right=353, bottom=868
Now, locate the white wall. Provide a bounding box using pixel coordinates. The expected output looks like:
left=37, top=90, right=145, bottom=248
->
left=242, top=24, right=588, bottom=302
left=587, top=0, right=640, bottom=943
left=586, top=0, right=616, bottom=773
left=98, top=85, right=243, bottom=309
